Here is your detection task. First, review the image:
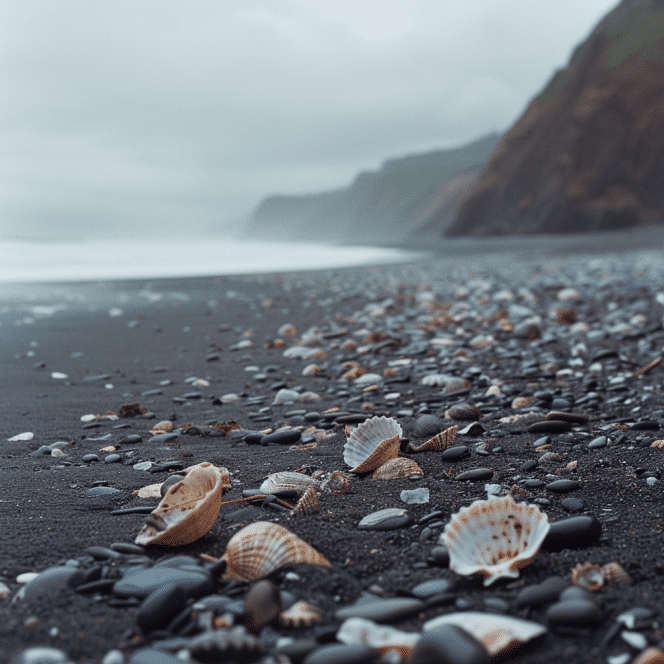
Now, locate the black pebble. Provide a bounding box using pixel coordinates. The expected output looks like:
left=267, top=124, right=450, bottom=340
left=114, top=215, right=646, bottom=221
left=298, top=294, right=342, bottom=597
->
left=527, top=421, right=573, bottom=434
left=542, top=514, right=602, bottom=551
left=545, top=479, right=580, bottom=493
left=546, top=598, right=603, bottom=627
left=561, top=497, right=585, bottom=512
left=455, top=468, right=493, bottom=481
left=136, top=582, right=187, bottom=632
left=410, top=625, right=489, bottom=664
left=261, top=429, right=302, bottom=446
left=440, top=446, right=469, bottom=461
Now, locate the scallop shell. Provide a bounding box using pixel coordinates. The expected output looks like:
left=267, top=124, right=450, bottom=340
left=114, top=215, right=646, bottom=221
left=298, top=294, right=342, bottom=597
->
left=259, top=472, right=320, bottom=495
left=408, top=425, right=458, bottom=453
left=135, top=463, right=230, bottom=546
left=372, top=457, right=423, bottom=480
left=343, top=416, right=402, bottom=473
left=412, top=414, right=444, bottom=438
left=292, top=487, right=319, bottom=516
left=441, top=495, right=549, bottom=586
left=222, top=522, right=331, bottom=582
left=320, top=471, right=350, bottom=495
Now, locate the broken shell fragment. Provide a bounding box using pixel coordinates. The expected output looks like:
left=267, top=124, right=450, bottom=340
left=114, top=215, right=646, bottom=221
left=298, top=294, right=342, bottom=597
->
left=423, top=612, right=547, bottom=657
left=134, top=462, right=229, bottom=546
left=343, top=415, right=402, bottom=473
left=441, top=495, right=549, bottom=586
left=280, top=600, right=323, bottom=627
left=408, top=425, right=458, bottom=453
left=372, top=457, right=423, bottom=480
left=222, top=522, right=331, bottom=582
left=337, top=617, right=420, bottom=660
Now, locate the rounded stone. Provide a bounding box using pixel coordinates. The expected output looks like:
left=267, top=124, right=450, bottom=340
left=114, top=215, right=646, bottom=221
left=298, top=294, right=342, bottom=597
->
left=411, top=579, right=452, bottom=599
left=19, top=566, right=83, bottom=602
left=244, top=579, right=281, bottom=634
left=11, top=648, right=74, bottom=664
left=546, top=599, right=603, bottom=627
left=335, top=597, right=426, bottom=623
left=516, top=576, right=570, bottom=607
left=303, top=644, right=376, bottom=664
left=136, top=582, right=187, bottom=632
left=113, top=567, right=214, bottom=599
left=587, top=436, right=607, bottom=449
left=358, top=508, right=414, bottom=531
left=410, top=625, right=489, bottom=664
left=542, top=514, right=602, bottom=552
left=545, top=479, right=580, bottom=493
left=440, top=446, right=469, bottom=461
left=527, top=421, right=573, bottom=434
left=561, top=497, right=585, bottom=512
left=454, top=468, right=493, bottom=482
left=261, top=429, right=302, bottom=446
left=85, top=486, right=121, bottom=497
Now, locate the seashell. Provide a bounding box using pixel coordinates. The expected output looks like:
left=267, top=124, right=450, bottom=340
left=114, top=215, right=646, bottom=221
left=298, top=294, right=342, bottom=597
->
left=372, top=457, right=423, bottom=480
left=511, top=397, right=534, bottom=409
left=278, top=323, right=297, bottom=337
left=292, top=487, right=319, bottom=516
left=187, top=626, right=263, bottom=662
left=280, top=600, right=323, bottom=627
left=445, top=403, right=482, bottom=421
left=135, top=482, right=163, bottom=499
left=259, top=472, right=320, bottom=495
left=150, top=420, right=175, bottom=436
left=570, top=562, right=603, bottom=592
left=408, top=425, right=458, bottom=453
left=441, top=495, right=549, bottom=586
left=651, top=440, right=664, bottom=450
left=412, top=414, right=444, bottom=438
left=222, top=522, right=331, bottom=582
left=302, top=364, right=321, bottom=377
left=423, top=612, right=547, bottom=657
left=601, top=562, right=632, bottom=585
left=320, top=471, right=350, bottom=495
left=337, top=617, right=419, bottom=660
left=135, top=463, right=229, bottom=546
left=343, top=416, right=402, bottom=473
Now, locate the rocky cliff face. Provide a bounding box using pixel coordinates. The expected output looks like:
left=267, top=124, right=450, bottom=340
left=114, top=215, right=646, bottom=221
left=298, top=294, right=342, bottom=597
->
left=245, top=133, right=500, bottom=245
left=447, top=0, right=664, bottom=236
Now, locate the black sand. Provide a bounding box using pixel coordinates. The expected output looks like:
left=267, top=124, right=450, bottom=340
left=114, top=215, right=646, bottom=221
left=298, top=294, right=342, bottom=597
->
left=3, top=229, right=664, bottom=663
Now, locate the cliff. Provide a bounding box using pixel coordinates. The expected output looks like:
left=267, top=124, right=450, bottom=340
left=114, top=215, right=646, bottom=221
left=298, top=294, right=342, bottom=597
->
left=244, top=133, right=500, bottom=245
left=447, top=0, right=664, bottom=236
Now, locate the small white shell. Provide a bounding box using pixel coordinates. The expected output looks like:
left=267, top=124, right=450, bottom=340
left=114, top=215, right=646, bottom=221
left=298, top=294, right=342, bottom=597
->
left=280, top=600, right=323, bottom=627
left=343, top=416, right=402, bottom=473
left=222, top=522, right=331, bottom=582
left=259, top=472, right=320, bottom=495
left=423, top=612, right=547, bottom=657
left=441, top=495, right=549, bottom=586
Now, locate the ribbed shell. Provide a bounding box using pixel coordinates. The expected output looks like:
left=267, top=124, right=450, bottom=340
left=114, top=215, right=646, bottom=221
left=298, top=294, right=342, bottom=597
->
left=292, top=487, right=319, bottom=516
left=135, top=463, right=229, bottom=546
left=259, top=472, right=320, bottom=495
left=408, top=425, right=458, bottom=453
left=343, top=416, right=402, bottom=473
left=280, top=600, right=323, bottom=627
left=412, top=414, right=444, bottom=438
left=441, top=495, right=549, bottom=586
left=222, top=522, right=331, bottom=582
left=372, top=457, right=424, bottom=480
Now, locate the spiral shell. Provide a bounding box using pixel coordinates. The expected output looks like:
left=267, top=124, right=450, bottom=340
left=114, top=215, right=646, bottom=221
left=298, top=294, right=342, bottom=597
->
left=135, top=462, right=230, bottom=546
left=343, top=416, right=402, bottom=473
left=441, top=495, right=549, bottom=586
left=601, top=562, right=632, bottom=585
left=222, top=522, right=331, bottom=582
left=408, top=425, right=458, bottom=453
left=320, top=471, right=350, bottom=496
left=372, top=458, right=423, bottom=480
left=259, top=472, right=320, bottom=495
left=570, top=562, right=603, bottom=592
left=292, top=487, right=319, bottom=516
left=412, top=414, right=444, bottom=438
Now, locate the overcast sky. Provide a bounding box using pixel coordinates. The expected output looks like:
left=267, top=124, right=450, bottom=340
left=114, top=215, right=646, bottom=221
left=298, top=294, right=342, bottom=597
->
left=1, top=0, right=619, bottom=240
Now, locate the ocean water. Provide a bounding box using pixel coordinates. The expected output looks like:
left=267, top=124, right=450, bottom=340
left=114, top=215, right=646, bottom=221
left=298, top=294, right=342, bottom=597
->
left=0, top=238, right=420, bottom=283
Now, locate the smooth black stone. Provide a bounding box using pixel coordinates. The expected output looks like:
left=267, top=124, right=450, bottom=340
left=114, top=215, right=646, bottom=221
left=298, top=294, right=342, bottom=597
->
left=335, top=597, right=425, bottom=623
left=631, top=420, right=660, bottom=430
left=141, top=389, right=163, bottom=396
left=244, top=433, right=266, bottom=445
left=527, top=421, right=573, bottom=434
left=419, top=510, right=445, bottom=525
left=74, top=578, right=117, bottom=594
left=113, top=567, right=214, bottom=599
left=411, top=579, right=451, bottom=599
left=129, top=649, right=187, bottom=664
left=545, top=479, right=580, bottom=493
left=411, top=625, right=489, bottom=664
left=525, top=479, right=545, bottom=488
left=440, top=446, right=469, bottom=461
left=84, top=546, right=123, bottom=560
left=427, top=546, right=450, bottom=567
left=111, top=542, right=146, bottom=555
left=149, top=432, right=179, bottom=443
left=261, top=430, right=302, bottom=446
left=454, top=468, right=493, bottom=482
left=561, top=497, right=585, bottom=512
left=516, top=576, right=570, bottom=607
left=119, top=434, right=143, bottom=445
left=542, top=514, right=602, bottom=551
left=357, top=508, right=414, bottom=531
left=85, top=486, right=120, bottom=497
left=81, top=422, right=103, bottom=430
left=82, top=454, right=100, bottom=463
left=303, top=644, right=377, bottom=664
left=161, top=474, right=184, bottom=497
left=587, top=436, right=607, bottom=449
left=136, top=582, right=187, bottom=632
left=335, top=414, right=370, bottom=424
left=111, top=506, right=156, bottom=515
left=275, top=638, right=319, bottom=664
left=546, top=599, right=603, bottom=627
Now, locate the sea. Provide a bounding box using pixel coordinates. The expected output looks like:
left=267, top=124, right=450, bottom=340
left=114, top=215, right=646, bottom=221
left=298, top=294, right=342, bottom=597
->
left=0, top=238, right=420, bottom=284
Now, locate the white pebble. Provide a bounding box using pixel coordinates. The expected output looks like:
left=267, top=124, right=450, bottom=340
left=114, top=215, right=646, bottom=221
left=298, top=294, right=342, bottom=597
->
left=51, top=372, right=68, bottom=380
left=400, top=488, right=429, bottom=504
left=620, top=630, right=648, bottom=650
left=16, top=572, right=39, bottom=584
left=7, top=432, right=34, bottom=442
left=647, top=476, right=658, bottom=486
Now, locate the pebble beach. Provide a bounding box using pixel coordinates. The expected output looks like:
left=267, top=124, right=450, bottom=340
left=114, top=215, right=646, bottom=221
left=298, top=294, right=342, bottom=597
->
left=3, top=229, right=664, bottom=664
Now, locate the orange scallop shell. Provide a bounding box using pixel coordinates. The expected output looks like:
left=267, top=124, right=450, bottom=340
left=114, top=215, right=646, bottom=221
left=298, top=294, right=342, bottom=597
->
left=408, top=425, right=458, bottom=453
left=372, top=457, right=424, bottom=480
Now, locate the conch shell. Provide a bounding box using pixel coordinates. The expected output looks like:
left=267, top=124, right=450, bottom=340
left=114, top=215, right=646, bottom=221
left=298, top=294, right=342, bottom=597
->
left=223, top=522, right=331, bottom=582
left=135, top=462, right=230, bottom=546
left=441, top=495, right=549, bottom=586
left=343, top=416, right=402, bottom=473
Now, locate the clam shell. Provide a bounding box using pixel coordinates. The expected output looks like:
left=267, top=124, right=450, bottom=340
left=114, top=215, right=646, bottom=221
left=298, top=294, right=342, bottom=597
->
left=259, top=472, right=320, bottom=495
left=408, top=425, right=458, bottom=453
left=343, top=415, right=402, bottom=473
left=423, top=612, right=547, bottom=657
left=135, top=462, right=229, bottom=546
left=292, top=487, right=319, bottom=516
left=441, top=495, right=549, bottom=586
left=372, top=457, right=423, bottom=480
left=412, top=414, right=444, bottom=438
left=222, top=522, right=331, bottom=582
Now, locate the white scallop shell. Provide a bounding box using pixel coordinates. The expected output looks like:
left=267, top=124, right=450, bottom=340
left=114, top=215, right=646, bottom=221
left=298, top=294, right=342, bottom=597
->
left=259, top=472, right=320, bottom=495
left=343, top=416, right=402, bottom=473
left=135, top=462, right=230, bottom=546
left=441, top=495, right=549, bottom=586
left=423, top=612, right=547, bottom=657
left=222, top=522, right=331, bottom=582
